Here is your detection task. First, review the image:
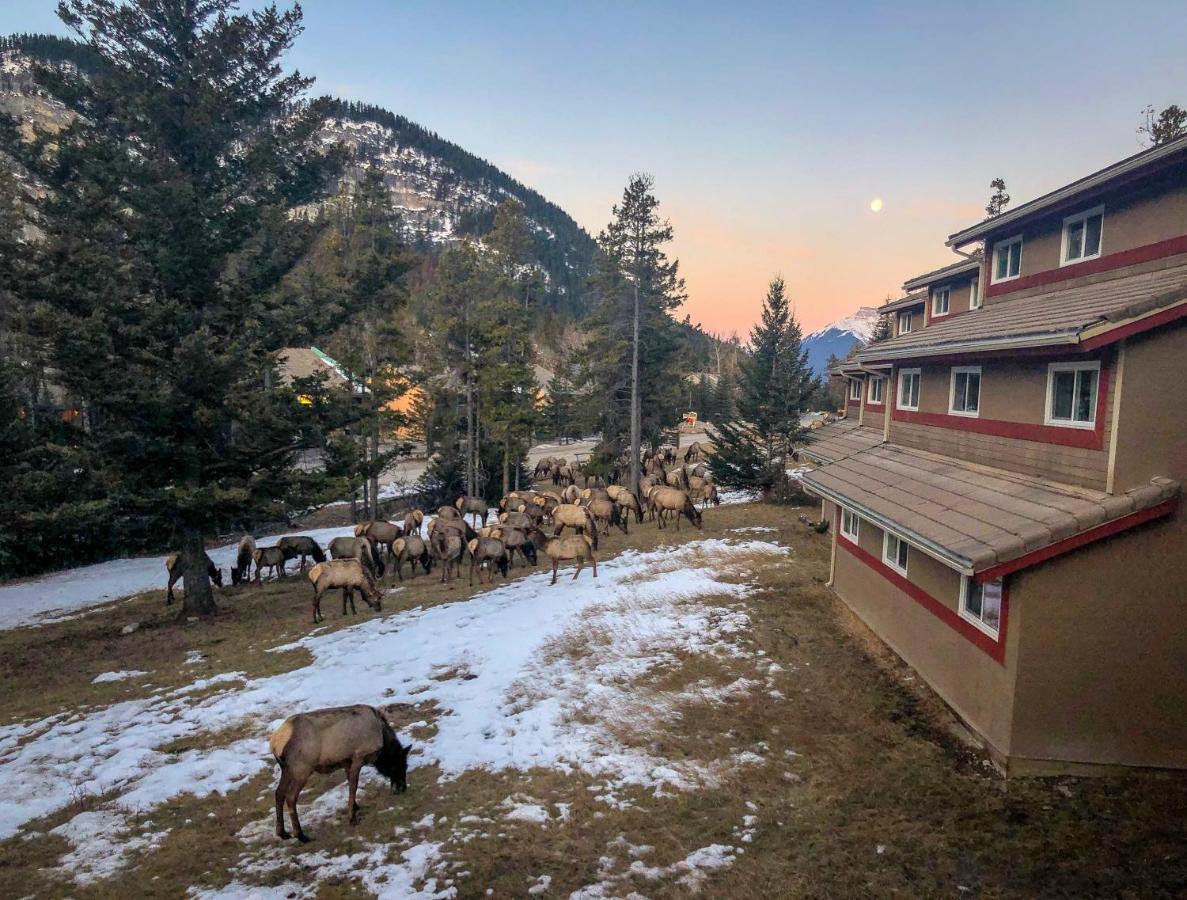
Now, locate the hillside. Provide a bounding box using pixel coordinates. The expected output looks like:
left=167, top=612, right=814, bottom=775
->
left=0, top=35, right=598, bottom=318
left=802, top=306, right=880, bottom=375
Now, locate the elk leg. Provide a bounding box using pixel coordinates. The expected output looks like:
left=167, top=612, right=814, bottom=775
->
left=287, top=780, right=309, bottom=843
left=551, top=559, right=559, bottom=586
left=275, top=768, right=291, bottom=838
left=591, top=554, right=598, bottom=578
left=167, top=571, right=178, bottom=605
left=469, top=558, right=477, bottom=588
left=573, top=557, right=582, bottom=581
left=312, top=589, right=322, bottom=624
left=347, top=757, right=364, bottom=824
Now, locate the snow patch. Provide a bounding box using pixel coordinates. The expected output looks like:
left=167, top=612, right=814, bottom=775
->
left=91, top=670, right=149, bottom=684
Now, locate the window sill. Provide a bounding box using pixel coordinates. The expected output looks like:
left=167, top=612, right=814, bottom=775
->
left=958, top=608, right=1000, bottom=640
left=990, top=273, right=1021, bottom=285
left=1043, top=416, right=1096, bottom=430
left=947, top=408, right=981, bottom=418
left=1060, top=252, right=1102, bottom=268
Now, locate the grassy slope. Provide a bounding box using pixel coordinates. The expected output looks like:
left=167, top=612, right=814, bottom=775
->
left=0, top=502, right=1184, bottom=898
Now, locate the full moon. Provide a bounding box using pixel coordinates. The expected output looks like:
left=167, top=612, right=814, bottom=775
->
left=870, top=197, right=884, bottom=212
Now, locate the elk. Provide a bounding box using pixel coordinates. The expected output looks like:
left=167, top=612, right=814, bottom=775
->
left=468, top=537, right=509, bottom=586
left=270, top=705, right=410, bottom=843
left=329, top=535, right=385, bottom=580
left=164, top=553, right=222, bottom=604
left=402, top=509, right=425, bottom=538
left=278, top=535, right=326, bottom=573
left=392, top=534, right=432, bottom=580
left=230, top=535, right=257, bottom=585
left=253, top=545, right=287, bottom=584
left=363, top=521, right=403, bottom=564
left=545, top=535, right=597, bottom=585
left=500, top=526, right=538, bottom=567
left=308, top=559, right=382, bottom=624
left=431, top=528, right=465, bottom=584
left=455, top=495, right=490, bottom=527
left=649, top=487, right=703, bottom=531
left=588, top=497, right=627, bottom=536
left=615, top=491, right=644, bottom=525
left=551, top=503, right=599, bottom=550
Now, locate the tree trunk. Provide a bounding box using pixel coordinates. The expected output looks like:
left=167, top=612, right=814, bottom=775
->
left=502, top=436, right=510, bottom=496
left=629, top=280, right=641, bottom=494
left=464, top=373, right=474, bottom=496
left=369, top=415, right=380, bottom=519
left=179, top=526, right=216, bottom=616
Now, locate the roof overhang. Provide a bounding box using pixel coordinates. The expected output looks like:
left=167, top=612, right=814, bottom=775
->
left=902, top=258, right=981, bottom=291
left=947, top=134, right=1187, bottom=247
left=878, top=293, right=928, bottom=314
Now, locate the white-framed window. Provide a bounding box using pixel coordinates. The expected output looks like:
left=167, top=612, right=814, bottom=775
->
left=992, top=235, right=1023, bottom=283
left=840, top=508, right=860, bottom=542
left=1061, top=205, right=1104, bottom=266
left=883, top=532, right=909, bottom=575
left=960, top=576, right=1003, bottom=638
left=932, top=287, right=950, bottom=317
left=949, top=366, right=981, bottom=417
left=897, top=368, right=921, bottom=411
left=868, top=377, right=885, bottom=405
left=1045, top=361, right=1100, bottom=428
left=848, top=379, right=862, bottom=401
left=969, top=275, right=982, bottom=310
left=898, top=310, right=913, bottom=334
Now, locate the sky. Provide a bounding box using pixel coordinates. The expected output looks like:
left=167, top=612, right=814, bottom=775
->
left=7, top=0, right=1187, bottom=335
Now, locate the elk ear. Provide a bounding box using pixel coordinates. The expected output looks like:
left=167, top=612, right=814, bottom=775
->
left=402, top=742, right=413, bottom=758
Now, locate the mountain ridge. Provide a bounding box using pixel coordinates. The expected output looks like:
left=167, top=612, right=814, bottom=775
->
left=802, top=306, right=879, bottom=376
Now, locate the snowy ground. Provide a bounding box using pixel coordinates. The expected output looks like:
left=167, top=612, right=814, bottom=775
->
left=0, top=524, right=361, bottom=630
left=0, top=537, right=788, bottom=894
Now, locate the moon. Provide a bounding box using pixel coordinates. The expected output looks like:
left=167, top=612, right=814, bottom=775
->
left=869, top=197, right=884, bottom=212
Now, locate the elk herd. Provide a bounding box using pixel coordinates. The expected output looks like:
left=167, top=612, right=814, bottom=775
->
left=165, top=443, right=722, bottom=842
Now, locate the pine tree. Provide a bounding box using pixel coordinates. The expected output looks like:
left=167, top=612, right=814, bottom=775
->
left=986, top=178, right=1010, bottom=217
left=4, top=1, right=343, bottom=614
left=1138, top=104, right=1187, bottom=146
left=582, top=174, right=686, bottom=490
left=868, top=312, right=893, bottom=344
left=711, top=276, right=812, bottom=492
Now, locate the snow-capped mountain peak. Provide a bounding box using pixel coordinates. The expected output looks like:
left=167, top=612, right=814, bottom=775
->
left=806, top=306, right=880, bottom=342
left=802, top=306, right=881, bottom=376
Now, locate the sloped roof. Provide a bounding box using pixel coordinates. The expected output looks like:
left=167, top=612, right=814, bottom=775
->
left=902, top=257, right=980, bottom=291
left=878, top=290, right=928, bottom=314
left=947, top=134, right=1187, bottom=247
left=802, top=442, right=1179, bottom=575
left=856, top=261, right=1187, bottom=362
left=278, top=347, right=352, bottom=387
left=798, top=419, right=885, bottom=464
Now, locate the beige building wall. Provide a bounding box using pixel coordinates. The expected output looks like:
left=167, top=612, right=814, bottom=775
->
left=1008, top=512, right=1187, bottom=770
left=830, top=517, right=1019, bottom=758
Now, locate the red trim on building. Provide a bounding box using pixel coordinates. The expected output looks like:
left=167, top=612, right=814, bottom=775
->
left=1079, top=301, right=1187, bottom=351
left=986, top=235, right=1187, bottom=299
left=976, top=499, right=1179, bottom=581
left=835, top=522, right=1008, bottom=664
left=890, top=362, right=1110, bottom=450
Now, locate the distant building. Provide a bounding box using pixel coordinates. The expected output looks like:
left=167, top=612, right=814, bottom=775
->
left=804, top=135, right=1187, bottom=774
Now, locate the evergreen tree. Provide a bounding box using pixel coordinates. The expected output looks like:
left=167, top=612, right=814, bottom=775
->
left=711, top=276, right=812, bottom=492
left=3, top=1, right=343, bottom=614
left=582, top=174, right=686, bottom=490
left=868, top=312, right=893, bottom=344
left=711, top=368, right=736, bottom=423
left=1138, top=103, right=1187, bottom=146
left=986, top=178, right=1010, bottom=217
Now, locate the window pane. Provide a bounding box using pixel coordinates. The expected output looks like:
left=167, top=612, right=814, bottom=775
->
left=966, top=373, right=980, bottom=411
left=911, top=375, right=920, bottom=407
left=1009, top=242, right=1022, bottom=276
left=1052, top=371, right=1075, bottom=419
left=966, top=581, right=983, bottom=618
left=1066, top=220, right=1084, bottom=260
left=897, top=541, right=908, bottom=568
left=982, top=581, right=1002, bottom=630
left=1084, top=214, right=1102, bottom=256
left=1075, top=370, right=1097, bottom=422
left=996, top=249, right=1008, bottom=280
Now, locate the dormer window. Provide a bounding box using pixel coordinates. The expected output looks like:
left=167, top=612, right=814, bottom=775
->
left=932, top=287, right=950, bottom=317
left=848, top=379, right=861, bottom=401
left=993, top=235, right=1023, bottom=283
left=898, top=310, right=913, bottom=334
left=1061, top=206, right=1104, bottom=265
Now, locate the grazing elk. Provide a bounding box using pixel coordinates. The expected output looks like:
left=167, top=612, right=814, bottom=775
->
left=551, top=503, right=599, bottom=550
left=587, top=497, right=627, bottom=536
left=455, top=495, right=490, bottom=527
left=164, top=553, right=222, bottom=604
left=649, top=487, right=704, bottom=531
left=308, top=559, right=382, bottom=624
left=329, top=535, right=386, bottom=579
left=392, top=535, right=432, bottom=580
left=545, top=535, right=597, bottom=585
left=230, top=535, right=257, bottom=585
left=431, top=528, right=465, bottom=584
left=278, top=535, right=326, bottom=574
left=270, top=705, right=411, bottom=843
left=468, top=537, right=509, bottom=586
left=253, top=545, right=287, bottom=584
left=363, top=521, right=403, bottom=564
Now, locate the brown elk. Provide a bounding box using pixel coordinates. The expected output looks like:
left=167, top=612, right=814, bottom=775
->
left=164, top=553, right=222, bottom=604
left=587, top=497, right=627, bottom=536
left=329, top=536, right=386, bottom=579
left=230, top=535, right=256, bottom=586
left=431, top=528, right=465, bottom=584
left=278, top=535, right=326, bottom=573
left=308, top=559, right=382, bottom=624
left=253, top=545, right=287, bottom=584
left=545, top=535, right=597, bottom=585
left=270, top=705, right=410, bottom=843
left=391, top=534, right=432, bottom=580
left=402, top=509, right=425, bottom=537
left=551, top=503, right=599, bottom=550
left=468, top=537, right=509, bottom=586
left=649, top=487, right=703, bottom=531
left=455, top=495, right=489, bottom=527
left=363, top=521, right=403, bottom=564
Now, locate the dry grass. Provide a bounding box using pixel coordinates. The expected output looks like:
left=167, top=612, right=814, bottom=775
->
left=0, top=501, right=1185, bottom=898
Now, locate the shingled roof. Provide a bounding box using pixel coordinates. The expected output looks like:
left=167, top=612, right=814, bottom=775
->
left=856, top=261, right=1187, bottom=362
left=901, top=257, right=980, bottom=291
left=798, top=419, right=885, bottom=464
left=802, top=442, right=1179, bottom=575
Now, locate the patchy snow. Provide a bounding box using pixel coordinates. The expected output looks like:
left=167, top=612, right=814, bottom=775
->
left=91, top=670, right=150, bottom=684
left=571, top=837, right=740, bottom=898
left=5, top=538, right=786, bottom=891
left=50, top=810, right=169, bottom=885
left=0, top=525, right=359, bottom=630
